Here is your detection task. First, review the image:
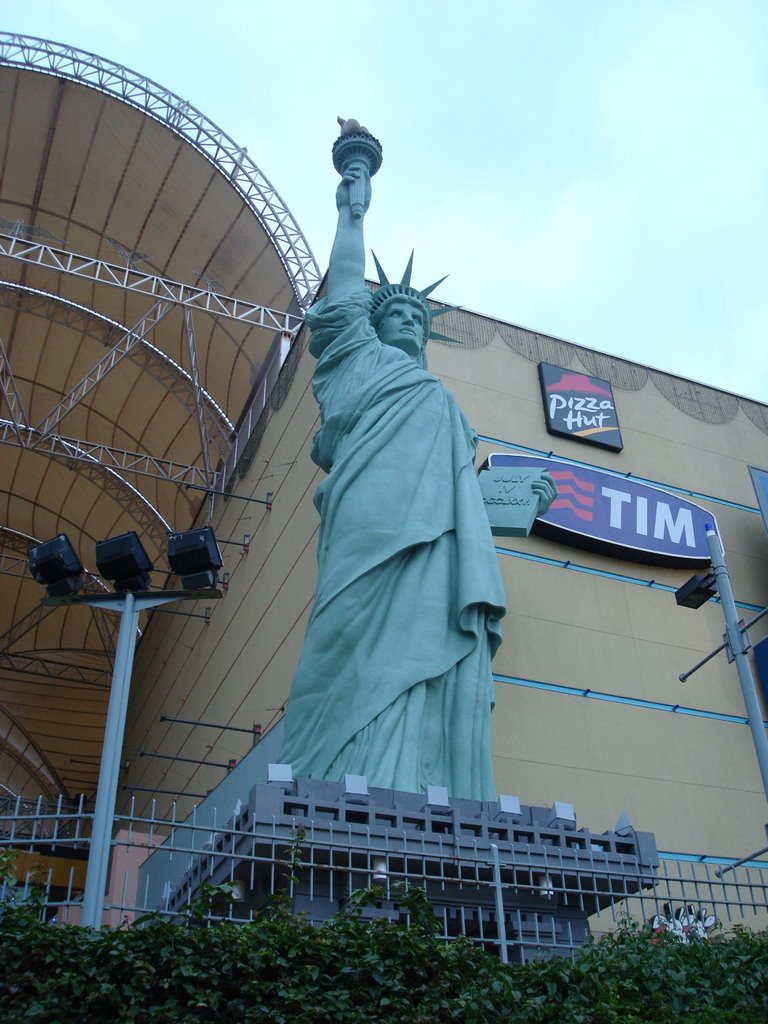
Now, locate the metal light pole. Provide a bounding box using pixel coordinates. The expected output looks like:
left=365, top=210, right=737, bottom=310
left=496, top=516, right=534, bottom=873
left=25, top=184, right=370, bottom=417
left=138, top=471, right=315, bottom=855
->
left=44, top=588, right=220, bottom=929
left=703, top=526, right=768, bottom=802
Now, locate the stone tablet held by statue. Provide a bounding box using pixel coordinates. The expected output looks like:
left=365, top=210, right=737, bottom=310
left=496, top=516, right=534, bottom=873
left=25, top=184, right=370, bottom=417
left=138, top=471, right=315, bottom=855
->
left=479, top=467, right=556, bottom=537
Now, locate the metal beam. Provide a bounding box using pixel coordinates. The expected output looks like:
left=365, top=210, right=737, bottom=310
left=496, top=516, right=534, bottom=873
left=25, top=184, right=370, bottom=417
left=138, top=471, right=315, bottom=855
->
left=0, top=602, right=59, bottom=655
left=0, top=552, right=31, bottom=580
left=183, top=308, right=213, bottom=484
left=0, top=526, right=40, bottom=556
left=1, top=419, right=218, bottom=489
left=0, top=706, right=67, bottom=800
left=0, top=282, right=234, bottom=457
left=0, top=331, right=28, bottom=442
left=0, top=651, right=111, bottom=687
left=0, top=562, right=117, bottom=659
left=0, top=232, right=304, bottom=332
left=0, top=421, right=177, bottom=546
left=130, top=340, right=232, bottom=460
left=33, top=300, right=173, bottom=438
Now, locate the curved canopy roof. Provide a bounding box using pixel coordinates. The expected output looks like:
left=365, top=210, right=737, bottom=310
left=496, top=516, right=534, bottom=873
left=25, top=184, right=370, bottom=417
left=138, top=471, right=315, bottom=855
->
left=0, top=33, right=319, bottom=803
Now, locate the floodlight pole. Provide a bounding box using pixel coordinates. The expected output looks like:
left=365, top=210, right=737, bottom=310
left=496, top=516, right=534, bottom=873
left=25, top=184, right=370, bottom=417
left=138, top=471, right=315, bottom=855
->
left=705, top=527, right=768, bottom=803
left=43, top=588, right=221, bottom=929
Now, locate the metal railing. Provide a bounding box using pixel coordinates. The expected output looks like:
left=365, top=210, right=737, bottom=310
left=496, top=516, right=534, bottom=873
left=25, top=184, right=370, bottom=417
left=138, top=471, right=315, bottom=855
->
left=1, top=798, right=766, bottom=959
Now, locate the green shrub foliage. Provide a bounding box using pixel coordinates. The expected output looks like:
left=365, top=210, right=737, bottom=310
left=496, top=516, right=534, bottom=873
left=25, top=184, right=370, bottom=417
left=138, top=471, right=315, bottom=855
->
left=0, top=886, right=766, bottom=1024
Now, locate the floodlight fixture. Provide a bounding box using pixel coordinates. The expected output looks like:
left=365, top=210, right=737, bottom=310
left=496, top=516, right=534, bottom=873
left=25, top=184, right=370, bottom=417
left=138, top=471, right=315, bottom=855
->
left=95, top=531, right=153, bottom=592
left=28, top=533, right=84, bottom=597
left=167, top=526, right=223, bottom=590
left=25, top=527, right=222, bottom=930
left=675, top=572, right=717, bottom=609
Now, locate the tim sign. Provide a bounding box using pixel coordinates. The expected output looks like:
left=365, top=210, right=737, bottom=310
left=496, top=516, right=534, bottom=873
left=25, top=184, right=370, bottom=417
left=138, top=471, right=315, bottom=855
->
left=484, top=453, right=714, bottom=568
left=538, top=362, right=623, bottom=451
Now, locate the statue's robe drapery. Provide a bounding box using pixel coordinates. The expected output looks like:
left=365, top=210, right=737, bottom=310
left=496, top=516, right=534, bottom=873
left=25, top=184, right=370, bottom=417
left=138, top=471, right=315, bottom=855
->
left=280, top=291, right=505, bottom=800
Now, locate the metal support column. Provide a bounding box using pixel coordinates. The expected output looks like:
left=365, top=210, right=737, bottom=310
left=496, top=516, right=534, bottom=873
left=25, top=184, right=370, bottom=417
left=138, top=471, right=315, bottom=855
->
left=81, top=591, right=139, bottom=928
left=44, top=587, right=221, bottom=929
left=706, top=526, right=768, bottom=802
left=490, top=842, right=509, bottom=964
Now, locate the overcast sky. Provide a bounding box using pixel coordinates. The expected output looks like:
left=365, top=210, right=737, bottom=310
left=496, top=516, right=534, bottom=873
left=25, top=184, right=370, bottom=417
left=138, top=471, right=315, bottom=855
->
left=6, top=1, right=768, bottom=401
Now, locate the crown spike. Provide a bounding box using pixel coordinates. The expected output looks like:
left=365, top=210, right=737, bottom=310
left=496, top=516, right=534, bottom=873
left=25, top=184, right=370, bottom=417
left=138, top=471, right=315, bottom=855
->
left=429, top=304, right=459, bottom=318
left=419, top=275, right=449, bottom=299
left=371, top=251, right=390, bottom=286
left=400, top=251, right=415, bottom=288
left=428, top=330, right=461, bottom=344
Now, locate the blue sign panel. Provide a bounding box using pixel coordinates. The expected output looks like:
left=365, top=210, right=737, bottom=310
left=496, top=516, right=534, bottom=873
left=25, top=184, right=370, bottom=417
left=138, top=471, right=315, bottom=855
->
left=748, top=465, right=768, bottom=539
left=754, top=636, right=768, bottom=708
left=538, top=362, right=623, bottom=451
left=484, top=453, right=715, bottom=567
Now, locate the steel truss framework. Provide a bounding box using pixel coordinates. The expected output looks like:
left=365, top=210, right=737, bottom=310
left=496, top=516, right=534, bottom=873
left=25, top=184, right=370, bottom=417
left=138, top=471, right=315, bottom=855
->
left=0, top=552, right=28, bottom=580
left=0, top=529, right=50, bottom=585
left=0, top=706, right=63, bottom=801
left=0, top=233, right=306, bottom=332
left=0, top=238, right=299, bottom=494
left=0, top=33, right=321, bottom=309
left=0, top=229, right=308, bottom=525
left=0, top=283, right=234, bottom=458
left=0, top=532, right=106, bottom=795
left=0, top=274, right=192, bottom=544
left=0, top=32, right=318, bottom=775
left=0, top=332, right=24, bottom=442
left=34, top=299, right=175, bottom=438
left=0, top=417, right=172, bottom=547
left=0, top=653, right=111, bottom=688
left=0, top=528, right=117, bottom=672
left=0, top=420, right=219, bottom=490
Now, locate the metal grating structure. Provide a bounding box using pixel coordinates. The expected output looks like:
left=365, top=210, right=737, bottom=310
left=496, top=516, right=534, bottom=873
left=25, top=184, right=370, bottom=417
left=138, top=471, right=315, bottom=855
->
left=0, top=789, right=766, bottom=960
left=157, top=778, right=660, bottom=961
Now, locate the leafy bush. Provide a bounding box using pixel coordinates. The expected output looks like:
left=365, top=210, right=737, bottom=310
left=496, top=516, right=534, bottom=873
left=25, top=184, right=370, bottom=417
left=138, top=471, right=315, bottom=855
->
left=0, top=877, right=766, bottom=1023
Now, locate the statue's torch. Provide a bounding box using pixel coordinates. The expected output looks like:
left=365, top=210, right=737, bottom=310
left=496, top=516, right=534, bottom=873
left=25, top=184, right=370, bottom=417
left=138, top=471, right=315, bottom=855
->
left=332, top=118, right=383, bottom=219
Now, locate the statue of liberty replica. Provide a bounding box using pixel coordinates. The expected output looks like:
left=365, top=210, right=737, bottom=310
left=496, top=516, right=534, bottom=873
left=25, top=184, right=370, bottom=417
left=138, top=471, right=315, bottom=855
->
left=281, top=120, right=553, bottom=800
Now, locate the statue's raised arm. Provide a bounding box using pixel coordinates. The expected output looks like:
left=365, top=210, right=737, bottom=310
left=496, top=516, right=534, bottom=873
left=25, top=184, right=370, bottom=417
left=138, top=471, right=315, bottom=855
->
left=326, top=118, right=382, bottom=303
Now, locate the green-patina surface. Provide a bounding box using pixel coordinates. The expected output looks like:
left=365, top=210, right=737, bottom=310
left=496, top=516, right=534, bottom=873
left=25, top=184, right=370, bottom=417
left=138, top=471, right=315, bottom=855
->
left=479, top=468, right=554, bottom=537
left=280, top=121, right=552, bottom=799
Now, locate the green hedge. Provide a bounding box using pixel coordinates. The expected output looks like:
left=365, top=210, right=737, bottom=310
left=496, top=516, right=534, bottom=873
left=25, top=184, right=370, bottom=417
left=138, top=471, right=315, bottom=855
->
left=0, top=884, right=766, bottom=1023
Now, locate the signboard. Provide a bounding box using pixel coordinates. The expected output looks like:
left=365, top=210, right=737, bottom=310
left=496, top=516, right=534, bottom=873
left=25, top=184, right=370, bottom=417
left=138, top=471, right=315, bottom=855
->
left=482, top=453, right=715, bottom=567
left=748, top=465, right=768, bottom=538
left=754, top=636, right=768, bottom=707
left=538, top=362, right=623, bottom=451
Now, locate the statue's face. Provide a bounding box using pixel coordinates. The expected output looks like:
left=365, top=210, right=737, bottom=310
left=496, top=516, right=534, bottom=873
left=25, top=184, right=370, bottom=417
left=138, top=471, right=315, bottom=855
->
left=376, top=298, right=425, bottom=359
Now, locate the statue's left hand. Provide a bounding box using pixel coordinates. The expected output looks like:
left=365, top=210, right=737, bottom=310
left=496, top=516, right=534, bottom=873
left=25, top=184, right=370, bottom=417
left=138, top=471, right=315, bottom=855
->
left=532, top=472, right=557, bottom=515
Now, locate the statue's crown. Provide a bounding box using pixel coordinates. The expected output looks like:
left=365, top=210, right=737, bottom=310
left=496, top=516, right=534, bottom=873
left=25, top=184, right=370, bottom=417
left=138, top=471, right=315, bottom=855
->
left=370, top=252, right=457, bottom=348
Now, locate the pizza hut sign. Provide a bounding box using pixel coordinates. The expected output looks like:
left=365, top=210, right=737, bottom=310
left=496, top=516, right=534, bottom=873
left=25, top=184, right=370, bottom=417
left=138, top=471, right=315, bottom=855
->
left=538, top=362, right=623, bottom=452
left=482, top=453, right=714, bottom=568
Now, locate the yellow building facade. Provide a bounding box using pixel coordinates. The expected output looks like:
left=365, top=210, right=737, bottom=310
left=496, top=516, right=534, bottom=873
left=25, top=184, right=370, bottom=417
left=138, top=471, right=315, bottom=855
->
left=122, top=303, right=768, bottom=871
